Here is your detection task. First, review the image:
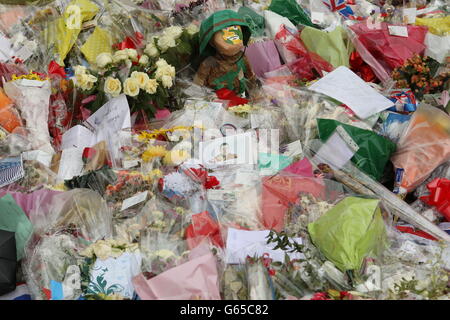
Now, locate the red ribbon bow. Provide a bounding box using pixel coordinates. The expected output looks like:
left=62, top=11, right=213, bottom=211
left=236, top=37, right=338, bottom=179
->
left=113, top=32, right=144, bottom=50
left=215, top=88, right=249, bottom=108
left=420, top=178, right=450, bottom=221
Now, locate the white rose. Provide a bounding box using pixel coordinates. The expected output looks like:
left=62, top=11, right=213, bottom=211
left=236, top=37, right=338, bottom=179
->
left=152, top=210, right=164, bottom=220
left=113, top=49, right=129, bottom=63
left=186, top=23, right=199, bottom=35
left=155, top=64, right=176, bottom=80
left=104, top=77, right=122, bottom=97
left=144, top=42, right=159, bottom=58
left=123, top=77, right=140, bottom=97
left=73, top=65, right=87, bottom=76
left=80, top=246, right=94, bottom=258
left=144, top=78, right=158, bottom=94
left=157, top=35, right=176, bottom=53
left=126, top=48, right=138, bottom=61
left=96, top=52, right=113, bottom=68
left=92, top=241, right=112, bottom=260
left=131, top=71, right=150, bottom=89
left=161, top=75, right=173, bottom=88
left=154, top=249, right=175, bottom=260
left=155, top=58, right=169, bottom=69
left=164, top=26, right=183, bottom=40
left=76, top=73, right=97, bottom=91
left=139, top=54, right=149, bottom=65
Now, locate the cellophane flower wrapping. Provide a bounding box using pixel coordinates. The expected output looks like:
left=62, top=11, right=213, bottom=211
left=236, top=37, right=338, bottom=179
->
left=391, top=104, right=450, bottom=193
left=3, top=79, right=54, bottom=154
left=132, top=243, right=221, bottom=300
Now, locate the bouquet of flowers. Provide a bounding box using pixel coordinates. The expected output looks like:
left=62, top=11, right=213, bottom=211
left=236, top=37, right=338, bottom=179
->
left=392, top=54, right=449, bottom=100
left=73, top=53, right=177, bottom=119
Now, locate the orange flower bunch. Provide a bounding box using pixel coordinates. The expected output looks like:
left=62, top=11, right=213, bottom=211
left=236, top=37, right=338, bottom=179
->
left=392, top=54, right=449, bottom=100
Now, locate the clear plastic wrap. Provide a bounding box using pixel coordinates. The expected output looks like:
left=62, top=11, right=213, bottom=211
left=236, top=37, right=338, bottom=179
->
left=23, top=231, right=86, bottom=300
left=132, top=242, right=222, bottom=300
left=3, top=78, right=54, bottom=155
left=304, top=139, right=450, bottom=242
left=30, top=188, right=113, bottom=242
left=262, top=85, right=338, bottom=147
left=391, top=104, right=450, bottom=194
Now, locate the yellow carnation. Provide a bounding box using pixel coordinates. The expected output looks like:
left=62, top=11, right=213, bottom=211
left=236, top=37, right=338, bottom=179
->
left=141, top=145, right=167, bottom=162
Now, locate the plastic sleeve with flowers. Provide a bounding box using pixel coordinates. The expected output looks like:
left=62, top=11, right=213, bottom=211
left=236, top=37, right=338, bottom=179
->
left=133, top=242, right=222, bottom=300
left=138, top=196, right=191, bottom=241
left=3, top=77, right=54, bottom=155
left=245, top=256, right=275, bottom=300
left=262, top=84, right=337, bottom=147
left=139, top=232, right=190, bottom=278
left=101, top=0, right=171, bottom=42
left=22, top=231, right=86, bottom=300
left=78, top=239, right=141, bottom=300
left=391, top=104, right=450, bottom=194
left=104, top=170, right=155, bottom=219
left=143, top=23, right=200, bottom=71
left=303, top=139, right=450, bottom=242
left=29, top=188, right=113, bottom=243
left=208, top=184, right=265, bottom=232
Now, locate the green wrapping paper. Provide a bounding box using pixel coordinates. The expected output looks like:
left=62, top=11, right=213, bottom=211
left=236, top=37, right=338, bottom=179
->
left=317, top=119, right=396, bottom=181
left=308, top=197, right=387, bottom=272
left=0, top=194, right=33, bottom=261
left=268, top=0, right=317, bottom=28
left=300, top=26, right=351, bottom=68
left=238, top=6, right=265, bottom=38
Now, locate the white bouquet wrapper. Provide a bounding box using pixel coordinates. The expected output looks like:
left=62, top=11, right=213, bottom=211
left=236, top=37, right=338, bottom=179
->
left=4, top=79, right=54, bottom=155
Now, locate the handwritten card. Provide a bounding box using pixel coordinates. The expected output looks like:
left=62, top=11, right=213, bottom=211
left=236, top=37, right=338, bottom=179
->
left=226, top=228, right=304, bottom=264
left=312, top=131, right=356, bottom=170
left=309, top=66, right=394, bottom=119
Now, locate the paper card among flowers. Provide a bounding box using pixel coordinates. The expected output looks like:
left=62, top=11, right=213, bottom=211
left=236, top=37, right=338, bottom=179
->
left=199, top=132, right=256, bottom=168
left=87, top=251, right=142, bottom=300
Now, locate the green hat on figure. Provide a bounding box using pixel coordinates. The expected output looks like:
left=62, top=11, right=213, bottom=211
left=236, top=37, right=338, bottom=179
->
left=199, top=10, right=252, bottom=56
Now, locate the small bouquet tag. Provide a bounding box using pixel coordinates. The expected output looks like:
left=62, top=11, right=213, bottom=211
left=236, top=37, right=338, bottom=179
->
left=388, top=25, right=409, bottom=37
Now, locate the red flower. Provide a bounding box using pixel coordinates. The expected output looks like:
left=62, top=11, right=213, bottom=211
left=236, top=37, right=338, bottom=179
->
left=311, top=292, right=331, bottom=300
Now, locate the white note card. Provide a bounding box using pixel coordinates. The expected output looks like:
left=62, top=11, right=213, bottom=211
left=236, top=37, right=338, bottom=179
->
left=57, top=147, right=85, bottom=180
left=309, top=66, right=394, bottom=119
left=402, top=8, right=417, bottom=24
left=121, top=191, right=148, bottom=211
left=388, top=25, right=409, bottom=37
left=312, top=131, right=356, bottom=170
left=226, top=228, right=304, bottom=264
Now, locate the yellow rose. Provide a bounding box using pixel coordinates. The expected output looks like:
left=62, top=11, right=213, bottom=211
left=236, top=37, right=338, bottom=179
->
left=104, top=77, right=122, bottom=97
left=144, top=78, right=158, bottom=94
left=131, top=71, right=150, bottom=89
left=123, top=77, right=140, bottom=97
